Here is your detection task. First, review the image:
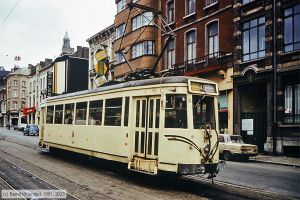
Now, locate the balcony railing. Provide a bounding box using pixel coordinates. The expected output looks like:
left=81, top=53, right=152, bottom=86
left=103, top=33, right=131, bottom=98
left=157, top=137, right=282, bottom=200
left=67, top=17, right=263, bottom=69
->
left=170, top=52, right=232, bottom=76
left=205, top=0, right=218, bottom=7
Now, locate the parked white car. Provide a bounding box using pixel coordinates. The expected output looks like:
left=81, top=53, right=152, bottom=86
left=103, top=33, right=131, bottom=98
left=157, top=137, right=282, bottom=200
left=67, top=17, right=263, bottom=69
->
left=218, top=134, right=258, bottom=161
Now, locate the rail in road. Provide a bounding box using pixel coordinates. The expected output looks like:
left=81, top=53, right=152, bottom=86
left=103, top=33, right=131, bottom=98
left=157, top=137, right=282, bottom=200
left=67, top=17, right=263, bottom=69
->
left=183, top=175, right=296, bottom=200
left=0, top=156, right=80, bottom=200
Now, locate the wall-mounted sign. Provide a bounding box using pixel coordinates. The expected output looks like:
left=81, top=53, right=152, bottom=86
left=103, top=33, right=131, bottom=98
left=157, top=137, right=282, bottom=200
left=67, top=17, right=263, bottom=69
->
left=242, top=119, right=253, bottom=131
left=95, top=50, right=108, bottom=62
left=22, top=107, right=36, bottom=116
left=47, top=71, right=53, bottom=97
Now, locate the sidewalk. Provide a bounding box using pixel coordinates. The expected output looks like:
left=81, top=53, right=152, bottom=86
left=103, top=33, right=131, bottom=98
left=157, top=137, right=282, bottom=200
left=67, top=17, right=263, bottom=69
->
left=250, top=154, right=300, bottom=168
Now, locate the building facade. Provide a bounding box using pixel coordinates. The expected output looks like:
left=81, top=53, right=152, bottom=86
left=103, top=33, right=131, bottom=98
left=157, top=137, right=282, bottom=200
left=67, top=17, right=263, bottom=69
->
left=86, top=24, right=116, bottom=89
left=5, top=67, right=30, bottom=127
left=113, top=0, right=162, bottom=80
left=0, top=69, right=11, bottom=126
left=161, top=0, right=234, bottom=134
left=233, top=0, right=300, bottom=154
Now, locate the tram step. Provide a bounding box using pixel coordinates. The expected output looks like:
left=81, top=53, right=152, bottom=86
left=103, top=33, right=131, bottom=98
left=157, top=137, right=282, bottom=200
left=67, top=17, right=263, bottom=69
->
left=128, top=158, right=158, bottom=174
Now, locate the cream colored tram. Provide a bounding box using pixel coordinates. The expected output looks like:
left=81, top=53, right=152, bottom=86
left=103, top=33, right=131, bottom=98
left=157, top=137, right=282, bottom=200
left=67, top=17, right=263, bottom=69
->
left=39, top=76, right=224, bottom=176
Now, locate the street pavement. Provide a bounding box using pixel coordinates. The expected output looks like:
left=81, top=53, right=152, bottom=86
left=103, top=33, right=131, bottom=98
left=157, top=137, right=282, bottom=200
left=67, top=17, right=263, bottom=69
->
left=0, top=128, right=299, bottom=199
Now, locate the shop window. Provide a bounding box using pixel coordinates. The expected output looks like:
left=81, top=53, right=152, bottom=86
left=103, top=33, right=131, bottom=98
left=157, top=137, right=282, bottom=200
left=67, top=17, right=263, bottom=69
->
left=75, top=102, right=87, bottom=125
left=218, top=92, right=228, bottom=133
left=165, top=94, right=187, bottom=129
left=64, top=103, right=74, bottom=124
left=104, top=98, right=122, bottom=126
left=88, top=100, right=103, bottom=125
left=46, top=106, right=54, bottom=124
left=54, top=105, right=63, bottom=124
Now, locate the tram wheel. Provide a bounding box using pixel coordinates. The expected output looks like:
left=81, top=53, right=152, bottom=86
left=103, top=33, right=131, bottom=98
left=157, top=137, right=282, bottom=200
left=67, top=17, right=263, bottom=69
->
left=223, top=151, right=232, bottom=161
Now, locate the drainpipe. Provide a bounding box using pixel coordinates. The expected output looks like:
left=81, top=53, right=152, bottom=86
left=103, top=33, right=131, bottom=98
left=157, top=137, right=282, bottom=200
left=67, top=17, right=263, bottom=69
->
left=272, top=0, right=277, bottom=155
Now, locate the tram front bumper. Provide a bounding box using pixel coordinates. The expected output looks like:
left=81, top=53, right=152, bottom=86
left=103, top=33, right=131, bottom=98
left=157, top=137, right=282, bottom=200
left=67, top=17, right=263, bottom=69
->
left=178, top=161, right=226, bottom=175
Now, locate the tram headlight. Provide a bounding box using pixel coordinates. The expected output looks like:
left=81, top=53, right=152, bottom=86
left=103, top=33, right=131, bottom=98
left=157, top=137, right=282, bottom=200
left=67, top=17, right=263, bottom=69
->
left=203, top=144, right=210, bottom=154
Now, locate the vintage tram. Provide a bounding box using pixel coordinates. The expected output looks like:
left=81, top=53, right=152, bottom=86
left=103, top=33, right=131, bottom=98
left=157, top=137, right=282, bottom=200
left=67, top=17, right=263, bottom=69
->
left=39, top=76, right=224, bottom=176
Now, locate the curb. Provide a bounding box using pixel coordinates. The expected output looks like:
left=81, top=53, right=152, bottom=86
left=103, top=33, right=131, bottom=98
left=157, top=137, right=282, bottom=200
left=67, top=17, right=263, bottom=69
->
left=249, top=159, right=300, bottom=168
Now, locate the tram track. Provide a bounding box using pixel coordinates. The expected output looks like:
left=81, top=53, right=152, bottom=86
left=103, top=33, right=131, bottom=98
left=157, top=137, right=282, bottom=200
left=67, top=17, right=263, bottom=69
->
left=184, top=175, right=297, bottom=200
left=0, top=155, right=81, bottom=200
left=0, top=137, right=297, bottom=200
left=0, top=177, right=27, bottom=200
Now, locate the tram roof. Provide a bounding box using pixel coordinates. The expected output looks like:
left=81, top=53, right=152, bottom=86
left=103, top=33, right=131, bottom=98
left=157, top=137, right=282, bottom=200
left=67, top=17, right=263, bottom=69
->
left=47, top=76, right=215, bottom=101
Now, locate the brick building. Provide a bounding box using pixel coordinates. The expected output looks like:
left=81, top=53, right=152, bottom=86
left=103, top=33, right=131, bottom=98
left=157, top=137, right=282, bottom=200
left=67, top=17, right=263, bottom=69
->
left=233, top=0, right=299, bottom=154
left=161, top=0, right=234, bottom=134
left=113, top=0, right=162, bottom=80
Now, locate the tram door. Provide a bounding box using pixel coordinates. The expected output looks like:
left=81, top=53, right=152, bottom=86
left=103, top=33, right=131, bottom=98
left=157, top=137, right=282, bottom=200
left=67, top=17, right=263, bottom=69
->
left=133, top=97, right=160, bottom=160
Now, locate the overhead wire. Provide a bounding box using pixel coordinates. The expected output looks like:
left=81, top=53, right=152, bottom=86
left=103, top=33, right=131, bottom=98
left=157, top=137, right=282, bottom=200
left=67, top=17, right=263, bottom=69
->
left=0, top=0, right=22, bottom=28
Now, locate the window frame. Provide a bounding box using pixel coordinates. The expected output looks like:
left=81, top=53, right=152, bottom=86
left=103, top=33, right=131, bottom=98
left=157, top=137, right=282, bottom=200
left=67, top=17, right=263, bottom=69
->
left=283, top=4, right=300, bottom=53
left=117, top=0, right=126, bottom=13
left=185, top=30, right=196, bottom=63
left=116, top=23, right=125, bottom=39
left=207, top=21, right=219, bottom=57
left=166, top=38, right=175, bottom=69
left=242, top=16, right=265, bottom=62
left=104, top=97, right=123, bottom=127
left=75, top=102, right=88, bottom=125
left=132, top=40, right=155, bottom=59
left=131, top=12, right=154, bottom=31
left=167, top=0, right=175, bottom=24
left=284, top=83, right=300, bottom=124
left=185, top=0, right=195, bottom=16
left=88, top=100, right=103, bottom=125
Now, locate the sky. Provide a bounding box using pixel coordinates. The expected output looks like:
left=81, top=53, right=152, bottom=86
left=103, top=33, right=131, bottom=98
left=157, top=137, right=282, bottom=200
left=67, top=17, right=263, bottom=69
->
left=0, top=0, right=116, bottom=71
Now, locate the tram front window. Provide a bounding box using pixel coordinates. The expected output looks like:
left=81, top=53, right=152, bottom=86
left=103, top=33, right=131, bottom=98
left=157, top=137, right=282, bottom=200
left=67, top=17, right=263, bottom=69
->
left=192, top=95, right=215, bottom=129
left=165, top=94, right=187, bottom=129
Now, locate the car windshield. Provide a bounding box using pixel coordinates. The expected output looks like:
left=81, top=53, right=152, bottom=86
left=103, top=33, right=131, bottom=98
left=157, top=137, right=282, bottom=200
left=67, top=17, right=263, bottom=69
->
left=230, top=136, right=244, bottom=144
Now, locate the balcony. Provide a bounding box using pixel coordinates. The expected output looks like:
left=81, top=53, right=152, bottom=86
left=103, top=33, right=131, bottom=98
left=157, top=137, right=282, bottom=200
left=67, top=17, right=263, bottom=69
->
left=170, top=52, right=232, bottom=76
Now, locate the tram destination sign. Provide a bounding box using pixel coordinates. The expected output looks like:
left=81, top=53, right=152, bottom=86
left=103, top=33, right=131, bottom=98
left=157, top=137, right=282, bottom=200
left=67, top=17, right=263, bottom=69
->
left=188, top=80, right=218, bottom=95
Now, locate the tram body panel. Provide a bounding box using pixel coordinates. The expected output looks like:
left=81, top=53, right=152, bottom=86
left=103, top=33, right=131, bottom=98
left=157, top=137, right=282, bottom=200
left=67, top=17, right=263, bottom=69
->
left=39, top=77, right=223, bottom=175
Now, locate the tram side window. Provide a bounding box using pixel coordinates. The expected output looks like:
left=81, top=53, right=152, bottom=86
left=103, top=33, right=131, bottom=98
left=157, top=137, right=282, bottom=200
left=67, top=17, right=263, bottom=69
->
left=46, top=106, right=54, bottom=124
left=164, top=94, right=187, bottom=129
left=88, top=100, right=103, bottom=125
left=54, top=105, right=63, bottom=124
left=75, top=102, right=87, bottom=125
left=124, top=97, right=130, bottom=126
left=104, top=98, right=122, bottom=126
left=192, top=95, right=216, bottom=129
left=64, top=103, right=74, bottom=124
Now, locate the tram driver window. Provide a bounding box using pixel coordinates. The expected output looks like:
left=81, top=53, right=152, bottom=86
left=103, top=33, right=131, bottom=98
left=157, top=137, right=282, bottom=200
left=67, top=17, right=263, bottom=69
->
left=192, top=95, right=216, bottom=129
left=104, top=98, right=122, bottom=126
left=88, top=100, right=103, bottom=125
left=64, top=103, right=74, bottom=124
left=54, top=105, right=63, bottom=124
left=164, top=94, right=187, bottom=128
left=46, top=106, right=54, bottom=124
left=75, top=102, right=87, bottom=125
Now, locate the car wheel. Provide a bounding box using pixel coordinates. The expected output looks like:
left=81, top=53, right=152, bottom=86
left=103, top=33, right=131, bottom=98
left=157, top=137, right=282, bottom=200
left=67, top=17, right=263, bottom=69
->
left=223, top=151, right=232, bottom=161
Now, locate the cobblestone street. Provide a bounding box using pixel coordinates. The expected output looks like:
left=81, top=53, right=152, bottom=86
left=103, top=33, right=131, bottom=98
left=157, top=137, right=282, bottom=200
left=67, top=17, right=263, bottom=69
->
left=0, top=128, right=299, bottom=199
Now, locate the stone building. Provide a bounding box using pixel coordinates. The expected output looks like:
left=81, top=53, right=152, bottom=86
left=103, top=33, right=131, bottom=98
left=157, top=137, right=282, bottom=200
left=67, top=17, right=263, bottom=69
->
left=113, top=0, right=162, bottom=80
left=86, top=24, right=116, bottom=89
left=233, top=0, right=300, bottom=155
left=161, top=0, right=234, bottom=134
left=0, top=69, right=11, bottom=126
left=5, top=67, right=30, bottom=127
